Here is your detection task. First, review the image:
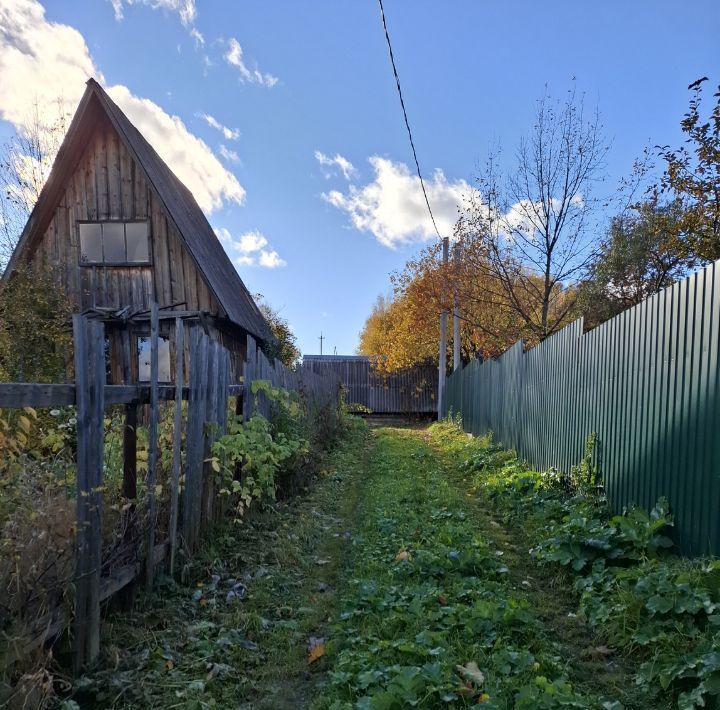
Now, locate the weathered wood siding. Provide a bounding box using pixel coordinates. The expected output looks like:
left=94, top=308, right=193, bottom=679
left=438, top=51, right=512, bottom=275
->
left=303, top=356, right=437, bottom=414
left=26, top=114, right=219, bottom=316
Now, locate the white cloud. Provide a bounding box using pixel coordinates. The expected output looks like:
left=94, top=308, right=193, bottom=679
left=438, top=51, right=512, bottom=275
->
left=224, top=38, right=278, bottom=88
left=110, top=0, right=197, bottom=27
left=258, top=250, right=285, bottom=268
left=215, top=228, right=285, bottom=268
left=314, top=150, right=356, bottom=180
left=323, top=156, right=471, bottom=249
left=0, top=0, right=100, bottom=128
left=0, top=0, right=244, bottom=215
left=238, top=230, right=268, bottom=253
left=219, top=144, right=239, bottom=163
left=189, top=27, right=204, bottom=47
left=107, top=86, right=245, bottom=212
left=199, top=112, right=240, bottom=140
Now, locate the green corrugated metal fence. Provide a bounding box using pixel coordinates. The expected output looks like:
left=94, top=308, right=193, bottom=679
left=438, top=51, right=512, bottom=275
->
left=444, top=259, right=720, bottom=556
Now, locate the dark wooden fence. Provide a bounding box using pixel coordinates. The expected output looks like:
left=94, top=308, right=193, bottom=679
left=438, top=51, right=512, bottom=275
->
left=303, top=355, right=437, bottom=414
left=444, top=258, right=720, bottom=557
left=0, top=305, right=339, bottom=670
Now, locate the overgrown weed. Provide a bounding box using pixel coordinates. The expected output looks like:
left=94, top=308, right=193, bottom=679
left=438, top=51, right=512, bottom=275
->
left=428, top=419, right=719, bottom=709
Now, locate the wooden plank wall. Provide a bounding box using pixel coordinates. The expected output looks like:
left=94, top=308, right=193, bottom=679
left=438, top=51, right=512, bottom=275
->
left=302, top=356, right=437, bottom=414
left=27, top=114, right=218, bottom=316
left=244, top=336, right=340, bottom=420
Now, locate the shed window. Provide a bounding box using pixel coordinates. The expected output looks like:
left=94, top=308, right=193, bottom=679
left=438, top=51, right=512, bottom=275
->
left=137, top=336, right=172, bottom=383
left=79, top=221, right=150, bottom=265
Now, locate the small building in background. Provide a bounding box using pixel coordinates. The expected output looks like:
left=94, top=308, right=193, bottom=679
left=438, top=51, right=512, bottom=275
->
left=2, top=78, right=271, bottom=383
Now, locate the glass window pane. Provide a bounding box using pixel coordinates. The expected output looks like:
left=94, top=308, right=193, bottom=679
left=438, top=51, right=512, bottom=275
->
left=137, top=336, right=151, bottom=381
left=137, top=336, right=172, bottom=382
left=102, top=223, right=126, bottom=263
left=79, top=223, right=102, bottom=263
left=158, top=337, right=171, bottom=382
left=125, top=222, right=150, bottom=263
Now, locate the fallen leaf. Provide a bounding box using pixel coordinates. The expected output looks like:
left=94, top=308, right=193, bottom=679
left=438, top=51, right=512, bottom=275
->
left=307, top=636, right=326, bottom=664
left=456, top=661, right=485, bottom=686
left=308, top=643, right=325, bottom=664
left=437, top=595, right=447, bottom=605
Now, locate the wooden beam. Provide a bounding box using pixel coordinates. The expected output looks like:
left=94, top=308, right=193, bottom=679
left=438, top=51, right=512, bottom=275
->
left=0, top=540, right=169, bottom=670
left=0, top=382, right=242, bottom=409
left=145, top=302, right=159, bottom=587
left=168, top=317, right=184, bottom=576
left=72, top=315, right=105, bottom=670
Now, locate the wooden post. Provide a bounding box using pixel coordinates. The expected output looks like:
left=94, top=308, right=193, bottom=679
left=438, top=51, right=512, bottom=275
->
left=438, top=236, right=449, bottom=419
left=201, top=341, right=219, bottom=528
left=73, top=315, right=105, bottom=670
left=121, top=329, right=137, bottom=540
left=145, top=302, right=159, bottom=587
left=122, top=405, right=137, bottom=500
left=453, top=240, right=462, bottom=372
left=183, top=328, right=209, bottom=552
left=168, top=317, right=184, bottom=576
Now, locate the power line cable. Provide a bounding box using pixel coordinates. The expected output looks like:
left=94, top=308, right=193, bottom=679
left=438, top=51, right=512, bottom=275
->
left=377, top=0, right=443, bottom=241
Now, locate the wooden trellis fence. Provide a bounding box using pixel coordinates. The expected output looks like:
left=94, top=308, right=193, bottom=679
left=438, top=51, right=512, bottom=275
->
left=0, top=304, right=339, bottom=670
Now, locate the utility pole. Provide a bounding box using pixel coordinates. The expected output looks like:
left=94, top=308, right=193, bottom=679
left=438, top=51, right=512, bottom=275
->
left=453, top=240, right=462, bottom=371
left=438, top=236, right=449, bottom=419
left=319, top=332, right=325, bottom=356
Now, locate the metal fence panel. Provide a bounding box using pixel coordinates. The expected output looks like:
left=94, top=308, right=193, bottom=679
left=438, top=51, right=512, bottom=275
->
left=444, top=260, right=720, bottom=556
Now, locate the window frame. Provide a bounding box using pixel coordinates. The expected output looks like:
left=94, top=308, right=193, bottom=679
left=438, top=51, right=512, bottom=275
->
left=77, top=219, right=152, bottom=267
left=135, top=332, right=173, bottom=384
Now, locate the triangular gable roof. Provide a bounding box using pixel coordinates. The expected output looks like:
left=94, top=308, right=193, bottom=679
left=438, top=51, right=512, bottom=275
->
left=4, top=78, right=271, bottom=343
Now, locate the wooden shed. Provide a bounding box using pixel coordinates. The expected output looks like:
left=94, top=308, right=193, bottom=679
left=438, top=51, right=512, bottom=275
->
left=2, top=78, right=271, bottom=384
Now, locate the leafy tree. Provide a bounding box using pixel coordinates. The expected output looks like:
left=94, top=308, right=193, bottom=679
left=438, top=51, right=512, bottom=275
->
left=657, top=77, right=720, bottom=262
left=358, top=240, right=527, bottom=372
left=0, top=266, right=73, bottom=382
left=458, top=87, right=608, bottom=340
left=577, top=200, right=692, bottom=329
left=257, top=298, right=301, bottom=369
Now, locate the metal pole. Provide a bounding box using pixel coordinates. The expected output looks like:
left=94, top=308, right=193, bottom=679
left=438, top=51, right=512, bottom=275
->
left=438, top=236, right=449, bottom=419
left=453, top=240, right=462, bottom=372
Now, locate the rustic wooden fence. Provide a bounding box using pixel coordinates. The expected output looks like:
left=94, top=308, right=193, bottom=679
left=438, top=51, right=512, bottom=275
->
left=302, top=355, right=437, bottom=414
left=444, top=258, right=720, bottom=557
left=0, top=305, right=339, bottom=670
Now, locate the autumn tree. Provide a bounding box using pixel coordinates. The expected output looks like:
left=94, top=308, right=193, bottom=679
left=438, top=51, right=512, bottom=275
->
left=656, top=77, right=720, bottom=262
left=358, top=239, right=527, bottom=372
left=457, top=87, right=608, bottom=341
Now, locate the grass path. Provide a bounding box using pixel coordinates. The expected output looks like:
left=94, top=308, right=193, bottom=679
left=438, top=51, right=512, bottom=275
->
left=72, top=425, right=372, bottom=708
left=317, top=426, right=643, bottom=708
left=72, top=424, right=644, bottom=708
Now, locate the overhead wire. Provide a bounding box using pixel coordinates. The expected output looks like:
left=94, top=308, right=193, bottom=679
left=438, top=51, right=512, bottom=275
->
left=376, top=0, right=443, bottom=242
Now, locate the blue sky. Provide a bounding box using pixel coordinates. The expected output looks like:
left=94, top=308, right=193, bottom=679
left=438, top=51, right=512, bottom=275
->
left=0, top=0, right=718, bottom=355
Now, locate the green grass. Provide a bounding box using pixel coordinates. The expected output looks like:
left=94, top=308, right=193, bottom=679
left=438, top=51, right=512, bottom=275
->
left=67, top=423, right=372, bottom=709
left=316, top=427, right=626, bottom=709
left=67, top=421, right=713, bottom=709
